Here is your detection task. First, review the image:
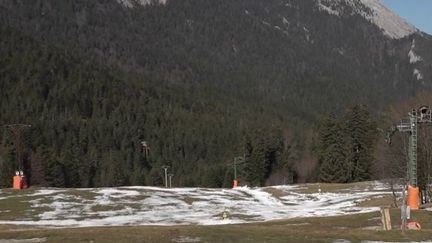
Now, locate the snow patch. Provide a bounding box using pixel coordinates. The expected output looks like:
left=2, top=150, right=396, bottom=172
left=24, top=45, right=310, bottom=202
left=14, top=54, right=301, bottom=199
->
left=413, top=68, right=423, bottom=80
left=0, top=182, right=393, bottom=228
left=262, top=21, right=271, bottom=27
left=336, top=48, right=345, bottom=55
left=317, top=0, right=340, bottom=16
left=0, top=239, right=47, bottom=243
left=172, top=236, right=202, bottom=243
left=30, top=189, right=64, bottom=197
left=117, top=0, right=167, bottom=8
left=303, top=26, right=312, bottom=41
left=408, top=50, right=422, bottom=64
left=408, top=40, right=422, bottom=64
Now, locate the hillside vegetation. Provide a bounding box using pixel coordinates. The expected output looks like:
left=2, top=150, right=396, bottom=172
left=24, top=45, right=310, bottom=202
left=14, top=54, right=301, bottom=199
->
left=0, top=0, right=431, bottom=187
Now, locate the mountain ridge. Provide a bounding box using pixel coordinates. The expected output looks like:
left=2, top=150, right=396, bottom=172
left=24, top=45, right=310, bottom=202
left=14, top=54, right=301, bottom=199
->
left=316, top=0, right=418, bottom=39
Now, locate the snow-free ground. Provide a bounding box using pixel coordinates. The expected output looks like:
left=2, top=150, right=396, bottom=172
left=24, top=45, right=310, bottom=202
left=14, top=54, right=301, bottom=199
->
left=0, top=181, right=395, bottom=228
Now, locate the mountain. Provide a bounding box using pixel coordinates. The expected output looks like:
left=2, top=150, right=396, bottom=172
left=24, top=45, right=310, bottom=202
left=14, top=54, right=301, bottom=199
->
left=317, top=0, right=417, bottom=39
left=0, top=0, right=431, bottom=187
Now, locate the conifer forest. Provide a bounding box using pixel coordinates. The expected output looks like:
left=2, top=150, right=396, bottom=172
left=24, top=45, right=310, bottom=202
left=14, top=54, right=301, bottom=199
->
left=1, top=0, right=432, bottom=189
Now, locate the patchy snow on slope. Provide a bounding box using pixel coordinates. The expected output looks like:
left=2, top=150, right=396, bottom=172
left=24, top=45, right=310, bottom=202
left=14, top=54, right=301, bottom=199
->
left=316, top=0, right=417, bottom=39
left=117, top=0, right=167, bottom=8
left=0, top=238, right=47, bottom=243
left=408, top=39, right=423, bottom=64
left=316, top=0, right=341, bottom=16
left=414, top=68, right=423, bottom=80
left=409, top=49, right=422, bottom=64
left=282, top=17, right=289, bottom=25
left=0, top=181, right=394, bottom=228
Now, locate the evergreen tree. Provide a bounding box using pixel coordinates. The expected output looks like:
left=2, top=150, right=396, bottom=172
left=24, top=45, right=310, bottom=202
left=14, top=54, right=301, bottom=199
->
left=243, top=129, right=286, bottom=186
left=42, top=148, right=66, bottom=187
left=343, top=104, right=376, bottom=182
left=0, top=146, right=15, bottom=187
left=60, top=145, right=82, bottom=188
left=317, top=114, right=350, bottom=183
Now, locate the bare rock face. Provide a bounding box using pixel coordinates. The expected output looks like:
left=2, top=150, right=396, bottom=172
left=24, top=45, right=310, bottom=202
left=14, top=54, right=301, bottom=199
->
left=316, top=0, right=417, bottom=39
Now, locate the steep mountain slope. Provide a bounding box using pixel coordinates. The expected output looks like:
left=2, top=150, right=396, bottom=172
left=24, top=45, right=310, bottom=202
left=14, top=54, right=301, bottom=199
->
left=1, top=0, right=430, bottom=106
left=0, top=0, right=431, bottom=186
left=316, top=0, right=417, bottom=39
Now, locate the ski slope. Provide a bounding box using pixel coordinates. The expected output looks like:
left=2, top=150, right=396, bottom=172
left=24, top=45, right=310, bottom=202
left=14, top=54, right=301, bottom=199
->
left=0, top=181, right=394, bottom=228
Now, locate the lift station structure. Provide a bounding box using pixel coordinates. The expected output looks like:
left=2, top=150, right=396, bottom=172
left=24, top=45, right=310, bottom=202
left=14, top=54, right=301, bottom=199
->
left=387, top=106, right=432, bottom=209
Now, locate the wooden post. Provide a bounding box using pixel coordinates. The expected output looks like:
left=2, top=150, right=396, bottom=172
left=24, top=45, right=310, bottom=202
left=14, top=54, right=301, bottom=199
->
left=381, top=207, right=392, bottom=230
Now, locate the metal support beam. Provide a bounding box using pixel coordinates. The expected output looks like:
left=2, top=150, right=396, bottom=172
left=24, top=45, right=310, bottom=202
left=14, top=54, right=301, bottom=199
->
left=162, top=165, right=170, bottom=188
left=409, top=110, right=418, bottom=187
left=2, top=124, right=31, bottom=171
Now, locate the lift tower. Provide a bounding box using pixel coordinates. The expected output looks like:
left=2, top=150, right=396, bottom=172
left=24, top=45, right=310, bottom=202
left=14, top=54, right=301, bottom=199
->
left=2, top=124, right=31, bottom=189
left=387, top=106, right=432, bottom=209
left=2, top=124, right=31, bottom=171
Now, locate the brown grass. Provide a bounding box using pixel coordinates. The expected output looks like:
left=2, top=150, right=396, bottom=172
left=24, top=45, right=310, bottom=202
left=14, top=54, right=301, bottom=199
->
left=183, top=196, right=206, bottom=205
left=293, top=181, right=375, bottom=194
left=262, top=188, right=288, bottom=200
left=358, top=195, right=400, bottom=208
left=0, top=209, right=431, bottom=242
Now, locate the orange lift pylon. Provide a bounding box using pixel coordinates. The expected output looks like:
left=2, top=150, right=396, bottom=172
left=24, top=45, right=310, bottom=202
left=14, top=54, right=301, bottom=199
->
left=2, top=124, right=31, bottom=190
left=386, top=106, right=432, bottom=210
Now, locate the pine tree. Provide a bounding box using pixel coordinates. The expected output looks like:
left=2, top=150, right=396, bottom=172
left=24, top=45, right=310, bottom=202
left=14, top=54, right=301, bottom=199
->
left=60, top=145, right=82, bottom=188
left=317, top=114, right=350, bottom=183
left=344, top=104, right=376, bottom=182
left=0, top=146, right=15, bottom=187
left=42, top=149, right=66, bottom=187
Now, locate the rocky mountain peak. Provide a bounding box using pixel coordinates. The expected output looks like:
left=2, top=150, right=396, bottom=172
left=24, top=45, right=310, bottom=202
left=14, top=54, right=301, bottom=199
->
left=316, top=0, right=417, bottom=39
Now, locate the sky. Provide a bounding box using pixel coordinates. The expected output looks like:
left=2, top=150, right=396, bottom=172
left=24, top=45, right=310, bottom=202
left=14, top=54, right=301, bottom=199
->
left=382, top=0, right=432, bottom=35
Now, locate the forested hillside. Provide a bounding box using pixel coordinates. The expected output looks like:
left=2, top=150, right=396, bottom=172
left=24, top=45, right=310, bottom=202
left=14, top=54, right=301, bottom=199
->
left=0, top=0, right=431, bottom=187
left=0, top=26, right=294, bottom=187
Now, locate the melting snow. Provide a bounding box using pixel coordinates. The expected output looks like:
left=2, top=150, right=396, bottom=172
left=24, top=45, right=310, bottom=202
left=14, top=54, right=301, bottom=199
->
left=117, top=0, right=167, bottom=8
left=0, top=182, right=393, bottom=228
left=414, top=68, right=423, bottom=80
left=0, top=239, right=47, bottom=243
left=317, top=0, right=341, bottom=16
left=316, top=0, right=417, bottom=39
left=408, top=39, right=422, bottom=64
left=172, top=236, right=202, bottom=243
